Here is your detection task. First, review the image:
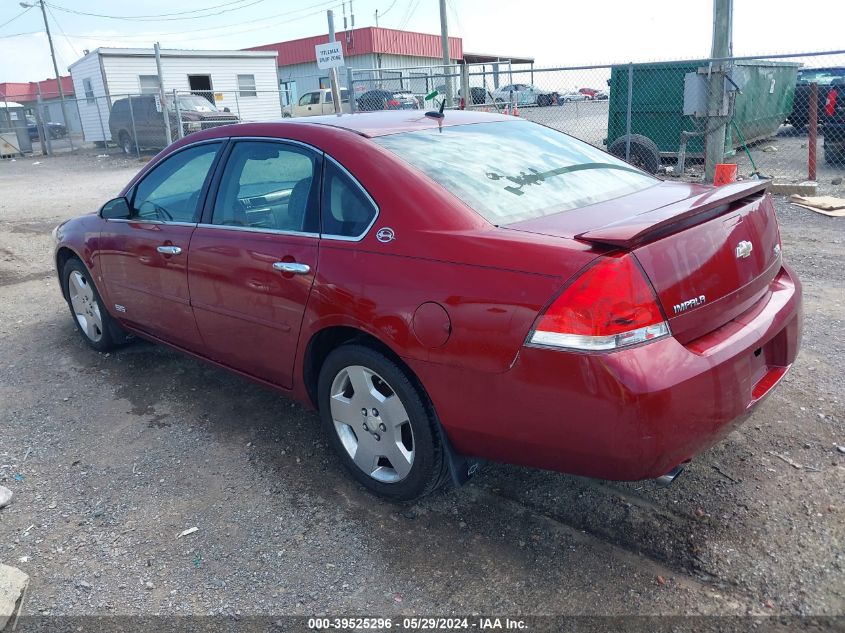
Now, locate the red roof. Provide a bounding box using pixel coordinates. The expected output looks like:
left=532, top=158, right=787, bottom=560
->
left=0, top=76, right=74, bottom=102
left=247, top=27, right=462, bottom=67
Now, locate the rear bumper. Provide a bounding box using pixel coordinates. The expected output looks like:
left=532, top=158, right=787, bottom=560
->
left=413, top=264, right=802, bottom=480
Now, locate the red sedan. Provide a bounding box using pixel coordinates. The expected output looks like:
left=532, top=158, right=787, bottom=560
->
left=53, top=111, right=802, bottom=501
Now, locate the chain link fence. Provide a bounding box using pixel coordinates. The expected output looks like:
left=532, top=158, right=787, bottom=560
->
left=3, top=51, right=844, bottom=188
left=347, top=51, right=845, bottom=187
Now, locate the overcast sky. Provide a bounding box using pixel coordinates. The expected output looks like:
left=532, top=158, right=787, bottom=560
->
left=0, top=0, right=841, bottom=82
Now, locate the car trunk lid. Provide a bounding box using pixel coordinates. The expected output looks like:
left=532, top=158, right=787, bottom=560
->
left=506, top=180, right=781, bottom=343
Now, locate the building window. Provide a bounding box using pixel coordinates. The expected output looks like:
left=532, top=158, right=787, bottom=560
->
left=83, top=78, right=94, bottom=104
left=237, top=74, right=257, bottom=97
left=319, top=76, right=331, bottom=90
left=139, top=75, right=160, bottom=95
left=280, top=80, right=296, bottom=106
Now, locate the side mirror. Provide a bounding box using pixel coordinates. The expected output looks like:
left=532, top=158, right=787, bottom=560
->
left=100, top=196, right=131, bottom=220
left=223, top=107, right=231, bottom=112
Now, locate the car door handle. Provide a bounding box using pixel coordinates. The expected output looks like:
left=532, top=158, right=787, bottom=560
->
left=156, top=245, right=182, bottom=255
left=273, top=261, right=311, bottom=275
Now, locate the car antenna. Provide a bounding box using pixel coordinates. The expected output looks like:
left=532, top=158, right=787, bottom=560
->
left=424, top=90, right=445, bottom=119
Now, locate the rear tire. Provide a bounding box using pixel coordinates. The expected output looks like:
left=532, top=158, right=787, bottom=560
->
left=62, top=258, right=129, bottom=352
left=118, top=131, right=134, bottom=156
left=317, top=344, right=450, bottom=502
left=608, top=133, right=661, bottom=174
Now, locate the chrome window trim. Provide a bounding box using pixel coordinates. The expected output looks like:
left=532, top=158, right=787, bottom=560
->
left=196, top=223, right=319, bottom=239
left=321, top=155, right=380, bottom=242
left=104, top=219, right=197, bottom=227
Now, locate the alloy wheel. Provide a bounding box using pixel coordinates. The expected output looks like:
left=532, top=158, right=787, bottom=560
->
left=68, top=270, right=103, bottom=342
left=329, top=365, right=415, bottom=483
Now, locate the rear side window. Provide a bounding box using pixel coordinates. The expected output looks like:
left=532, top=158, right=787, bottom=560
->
left=321, top=159, right=378, bottom=239
left=131, top=142, right=221, bottom=223
left=374, top=120, right=657, bottom=224
left=211, top=141, right=319, bottom=233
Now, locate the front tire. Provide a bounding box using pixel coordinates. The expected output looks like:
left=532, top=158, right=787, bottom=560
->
left=62, top=258, right=128, bottom=352
left=317, top=344, right=449, bottom=502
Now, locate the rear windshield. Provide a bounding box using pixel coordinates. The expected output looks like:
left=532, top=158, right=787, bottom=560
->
left=374, top=120, right=657, bottom=224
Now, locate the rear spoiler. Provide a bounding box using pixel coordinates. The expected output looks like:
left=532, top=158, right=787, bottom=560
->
left=575, top=180, right=769, bottom=248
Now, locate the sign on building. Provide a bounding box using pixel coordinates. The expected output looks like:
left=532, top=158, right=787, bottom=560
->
left=315, top=42, right=344, bottom=70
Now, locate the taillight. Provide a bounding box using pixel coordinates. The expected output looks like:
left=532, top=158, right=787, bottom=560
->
left=387, top=99, right=401, bottom=107
left=825, top=89, right=837, bottom=117
left=527, top=253, right=670, bottom=352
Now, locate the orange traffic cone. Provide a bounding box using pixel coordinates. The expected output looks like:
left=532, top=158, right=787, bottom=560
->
left=503, top=104, right=510, bottom=116
left=512, top=103, right=520, bottom=117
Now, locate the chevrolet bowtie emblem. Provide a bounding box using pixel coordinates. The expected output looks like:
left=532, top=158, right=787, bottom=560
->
left=735, top=240, right=753, bottom=259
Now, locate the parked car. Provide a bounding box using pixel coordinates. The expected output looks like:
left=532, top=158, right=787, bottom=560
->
left=594, top=90, right=609, bottom=100
left=823, top=79, right=845, bottom=164
left=356, top=90, right=419, bottom=111
left=490, top=84, right=557, bottom=107
left=26, top=115, right=66, bottom=141
left=109, top=94, right=239, bottom=154
left=53, top=111, right=802, bottom=502
left=788, top=67, right=845, bottom=130
left=559, top=92, right=590, bottom=103
left=578, top=88, right=599, bottom=99
left=430, top=85, right=494, bottom=108
left=284, top=88, right=352, bottom=118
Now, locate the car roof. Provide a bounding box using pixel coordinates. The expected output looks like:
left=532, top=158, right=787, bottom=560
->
left=289, top=110, right=514, bottom=138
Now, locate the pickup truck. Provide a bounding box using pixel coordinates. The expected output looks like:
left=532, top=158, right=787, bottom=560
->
left=283, top=88, right=352, bottom=117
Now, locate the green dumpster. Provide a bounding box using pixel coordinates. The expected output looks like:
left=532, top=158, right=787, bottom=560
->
left=606, top=59, right=799, bottom=170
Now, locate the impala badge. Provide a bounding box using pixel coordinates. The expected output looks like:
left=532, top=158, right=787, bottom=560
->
left=673, top=295, right=706, bottom=315
left=735, top=240, right=753, bottom=259
left=376, top=227, right=395, bottom=243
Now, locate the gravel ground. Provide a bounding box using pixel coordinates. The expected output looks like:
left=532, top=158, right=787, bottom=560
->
left=0, top=155, right=843, bottom=628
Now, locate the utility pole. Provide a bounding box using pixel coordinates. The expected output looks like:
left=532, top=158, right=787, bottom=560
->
left=705, top=0, right=732, bottom=182
left=22, top=0, right=73, bottom=152
left=326, top=10, right=342, bottom=114
left=154, top=42, right=173, bottom=143
left=439, top=0, right=453, bottom=107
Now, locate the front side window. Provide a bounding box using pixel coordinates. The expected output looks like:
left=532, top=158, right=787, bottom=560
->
left=211, top=141, right=318, bottom=234
left=374, top=120, right=657, bottom=225
left=237, top=74, right=257, bottom=97
left=131, top=142, right=221, bottom=223
left=321, top=159, right=377, bottom=239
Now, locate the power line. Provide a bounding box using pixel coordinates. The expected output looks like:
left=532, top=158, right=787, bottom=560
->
left=378, top=0, right=400, bottom=19
left=49, top=0, right=340, bottom=41
left=46, top=3, right=79, bottom=62
left=381, top=0, right=422, bottom=54
left=0, top=6, right=33, bottom=29
left=177, top=3, right=344, bottom=42
left=46, top=0, right=261, bottom=20
left=446, top=0, right=463, bottom=34
left=0, top=30, right=41, bottom=39
left=44, top=0, right=269, bottom=22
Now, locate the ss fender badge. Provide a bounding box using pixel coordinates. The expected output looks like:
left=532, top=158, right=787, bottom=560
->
left=673, top=295, right=706, bottom=315
left=735, top=240, right=753, bottom=259
left=376, top=227, right=395, bottom=243
left=114, top=304, right=126, bottom=313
